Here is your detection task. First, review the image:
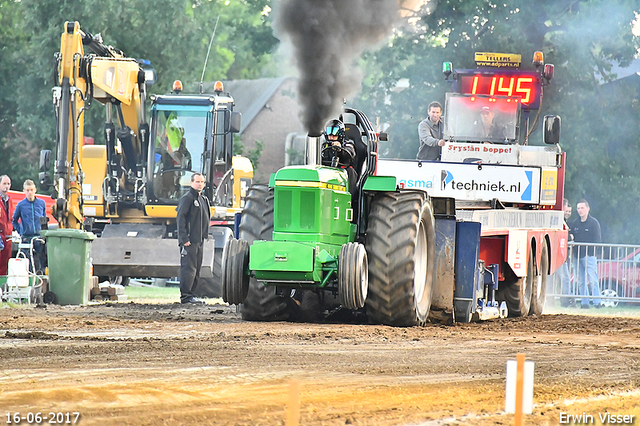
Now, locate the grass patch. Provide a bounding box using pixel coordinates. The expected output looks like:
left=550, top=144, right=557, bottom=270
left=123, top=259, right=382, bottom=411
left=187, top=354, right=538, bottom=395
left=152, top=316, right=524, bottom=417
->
left=0, top=301, right=32, bottom=309
left=125, top=285, right=180, bottom=302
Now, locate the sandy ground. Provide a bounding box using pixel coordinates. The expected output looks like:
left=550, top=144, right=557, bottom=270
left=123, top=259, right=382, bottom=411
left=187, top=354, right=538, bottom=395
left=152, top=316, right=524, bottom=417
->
left=1, top=300, right=640, bottom=426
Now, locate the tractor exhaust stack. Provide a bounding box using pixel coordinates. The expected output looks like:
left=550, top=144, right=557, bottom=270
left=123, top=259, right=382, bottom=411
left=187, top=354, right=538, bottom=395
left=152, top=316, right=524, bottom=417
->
left=305, top=134, right=322, bottom=166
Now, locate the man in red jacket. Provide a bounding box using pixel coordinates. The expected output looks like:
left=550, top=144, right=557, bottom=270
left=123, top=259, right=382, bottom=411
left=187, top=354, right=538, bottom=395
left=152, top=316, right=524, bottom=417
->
left=0, top=175, right=13, bottom=275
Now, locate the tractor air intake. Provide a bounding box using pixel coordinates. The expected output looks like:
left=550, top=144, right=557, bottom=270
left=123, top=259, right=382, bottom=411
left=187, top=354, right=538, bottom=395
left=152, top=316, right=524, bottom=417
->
left=305, top=134, right=322, bottom=166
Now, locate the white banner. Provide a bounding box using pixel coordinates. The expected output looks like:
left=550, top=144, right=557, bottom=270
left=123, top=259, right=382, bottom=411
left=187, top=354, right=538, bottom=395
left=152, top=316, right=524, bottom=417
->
left=376, top=159, right=541, bottom=204
left=441, top=142, right=519, bottom=164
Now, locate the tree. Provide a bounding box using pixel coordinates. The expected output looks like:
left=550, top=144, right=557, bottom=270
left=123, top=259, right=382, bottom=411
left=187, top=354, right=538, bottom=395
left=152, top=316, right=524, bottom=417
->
left=0, top=0, right=38, bottom=185
left=234, top=138, right=264, bottom=173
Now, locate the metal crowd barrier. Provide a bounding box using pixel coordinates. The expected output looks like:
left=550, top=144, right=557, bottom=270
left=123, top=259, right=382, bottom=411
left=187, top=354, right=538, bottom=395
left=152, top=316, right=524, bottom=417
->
left=547, top=242, right=640, bottom=307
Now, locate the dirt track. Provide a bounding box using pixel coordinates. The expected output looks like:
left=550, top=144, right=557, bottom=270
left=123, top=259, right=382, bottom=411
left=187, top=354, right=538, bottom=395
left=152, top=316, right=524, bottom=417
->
left=1, top=302, right=640, bottom=426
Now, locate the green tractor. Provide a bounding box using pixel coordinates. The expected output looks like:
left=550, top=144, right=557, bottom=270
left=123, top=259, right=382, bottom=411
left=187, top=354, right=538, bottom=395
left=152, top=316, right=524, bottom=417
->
left=221, top=107, right=437, bottom=326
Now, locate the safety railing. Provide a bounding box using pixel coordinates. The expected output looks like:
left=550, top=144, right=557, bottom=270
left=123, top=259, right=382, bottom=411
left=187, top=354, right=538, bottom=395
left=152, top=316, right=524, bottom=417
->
left=547, top=242, right=640, bottom=307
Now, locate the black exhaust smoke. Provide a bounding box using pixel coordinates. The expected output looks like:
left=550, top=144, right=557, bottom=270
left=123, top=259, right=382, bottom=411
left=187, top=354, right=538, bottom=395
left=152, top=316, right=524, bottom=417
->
left=273, top=0, right=399, bottom=135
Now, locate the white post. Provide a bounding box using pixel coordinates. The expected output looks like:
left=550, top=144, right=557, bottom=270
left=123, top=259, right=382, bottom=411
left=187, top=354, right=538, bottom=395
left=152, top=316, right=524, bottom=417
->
left=505, top=353, right=535, bottom=422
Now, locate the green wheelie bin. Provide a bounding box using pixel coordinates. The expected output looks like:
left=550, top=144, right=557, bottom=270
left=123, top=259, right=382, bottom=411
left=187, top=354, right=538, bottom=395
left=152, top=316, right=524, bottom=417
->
left=42, top=229, right=95, bottom=305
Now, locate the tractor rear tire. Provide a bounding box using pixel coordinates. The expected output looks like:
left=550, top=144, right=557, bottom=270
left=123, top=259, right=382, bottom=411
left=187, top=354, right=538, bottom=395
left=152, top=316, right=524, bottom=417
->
left=529, top=242, right=549, bottom=316
left=221, top=238, right=250, bottom=305
left=365, top=191, right=436, bottom=326
left=338, top=242, right=368, bottom=310
left=238, top=185, right=291, bottom=321
left=499, top=244, right=534, bottom=317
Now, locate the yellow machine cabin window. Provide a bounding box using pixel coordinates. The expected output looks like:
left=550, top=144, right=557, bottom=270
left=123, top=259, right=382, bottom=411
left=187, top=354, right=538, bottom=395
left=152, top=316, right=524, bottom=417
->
left=152, top=110, right=207, bottom=201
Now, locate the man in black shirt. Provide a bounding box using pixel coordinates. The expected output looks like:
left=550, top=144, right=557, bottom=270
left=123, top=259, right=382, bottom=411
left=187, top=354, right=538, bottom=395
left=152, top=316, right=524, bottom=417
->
left=177, top=173, right=211, bottom=304
left=571, top=199, right=602, bottom=308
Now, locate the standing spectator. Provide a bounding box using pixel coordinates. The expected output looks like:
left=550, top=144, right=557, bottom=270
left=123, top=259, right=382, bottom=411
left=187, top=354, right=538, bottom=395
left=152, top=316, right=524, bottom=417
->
left=176, top=172, right=210, bottom=304
left=417, top=101, right=445, bottom=161
left=559, top=198, right=574, bottom=307
left=0, top=175, right=13, bottom=276
left=12, top=179, right=47, bottom=273
left=571, top=199, right=602, bottom=309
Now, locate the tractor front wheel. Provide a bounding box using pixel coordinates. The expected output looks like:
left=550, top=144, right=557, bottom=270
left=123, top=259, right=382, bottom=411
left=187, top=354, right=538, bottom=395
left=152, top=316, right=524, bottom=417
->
left=338, top=242, right=368, bottom=310
left=221, top=238, right=250, bottom=305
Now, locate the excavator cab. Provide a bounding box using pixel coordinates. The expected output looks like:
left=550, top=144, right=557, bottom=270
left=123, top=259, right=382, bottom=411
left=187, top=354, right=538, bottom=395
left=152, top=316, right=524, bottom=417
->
left=147, top=86, right=241, bottom=209
left=150, top=108, right=203, bottom=201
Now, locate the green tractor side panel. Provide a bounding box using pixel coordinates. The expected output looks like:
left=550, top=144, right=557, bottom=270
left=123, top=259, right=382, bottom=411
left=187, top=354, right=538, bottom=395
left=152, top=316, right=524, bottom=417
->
left=273, top=165, right=355, bottom=244
left=250, top=241, right=315, bottom=272
left=363, top=175, right=397, bottom=192
left=250, top=241, right=340, bottom=286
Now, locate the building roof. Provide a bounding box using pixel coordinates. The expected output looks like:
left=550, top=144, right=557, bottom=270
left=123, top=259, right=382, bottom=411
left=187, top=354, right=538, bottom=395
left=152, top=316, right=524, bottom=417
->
left=609, top=58, right=640, bottom=80
left=201, top=77, right=290, bottom=133
left=598, top=58, right=640, bottom=97
left=598, top=58, right=640, bottom=84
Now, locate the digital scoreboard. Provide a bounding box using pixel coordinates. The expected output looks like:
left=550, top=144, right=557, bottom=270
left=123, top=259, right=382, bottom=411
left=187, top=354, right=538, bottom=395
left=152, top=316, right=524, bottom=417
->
left=458, top=72, right=542, bottom=109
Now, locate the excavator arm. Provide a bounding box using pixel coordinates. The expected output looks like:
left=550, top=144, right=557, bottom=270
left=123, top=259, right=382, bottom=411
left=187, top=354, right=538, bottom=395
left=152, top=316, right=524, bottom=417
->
left=48, top=21, right=149, bottom=228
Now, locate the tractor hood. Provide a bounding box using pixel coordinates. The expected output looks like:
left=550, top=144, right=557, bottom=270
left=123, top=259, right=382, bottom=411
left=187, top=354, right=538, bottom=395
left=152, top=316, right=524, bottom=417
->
left=272, top=165, right=349, bottom=192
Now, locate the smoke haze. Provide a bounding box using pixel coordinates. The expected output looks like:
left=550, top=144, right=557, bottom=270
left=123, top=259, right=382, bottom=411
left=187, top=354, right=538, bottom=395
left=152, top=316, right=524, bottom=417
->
left=273, top=0, right=400, bottom=134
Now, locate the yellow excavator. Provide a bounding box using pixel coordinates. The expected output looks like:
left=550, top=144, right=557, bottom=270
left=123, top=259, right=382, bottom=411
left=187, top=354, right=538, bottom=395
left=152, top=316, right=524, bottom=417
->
left=40, top=21, right=252, bottom=296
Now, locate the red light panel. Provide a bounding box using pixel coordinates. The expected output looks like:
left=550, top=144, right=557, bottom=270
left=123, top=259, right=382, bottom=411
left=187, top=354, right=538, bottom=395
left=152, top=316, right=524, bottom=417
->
left=459, top=72, right=541, bottom=108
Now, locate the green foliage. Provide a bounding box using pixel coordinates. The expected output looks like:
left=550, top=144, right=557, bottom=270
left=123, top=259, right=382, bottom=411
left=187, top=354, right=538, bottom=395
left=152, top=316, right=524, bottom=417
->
left=0, top=0, right=42, bottom=189
left=0, top=0, right=22, bottom=138
left=235, top=139, right=264, bottom=172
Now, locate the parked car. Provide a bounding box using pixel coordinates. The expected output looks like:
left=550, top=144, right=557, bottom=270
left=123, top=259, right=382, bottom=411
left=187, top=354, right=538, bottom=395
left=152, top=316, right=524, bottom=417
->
left=548, top=245, right=640, bottom=308
left=597, top=246, right=640, bottom=305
